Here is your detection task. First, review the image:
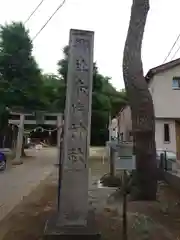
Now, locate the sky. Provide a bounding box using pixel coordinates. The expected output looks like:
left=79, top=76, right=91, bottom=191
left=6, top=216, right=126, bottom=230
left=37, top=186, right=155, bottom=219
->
left=0, top=0, right=180, bottom=90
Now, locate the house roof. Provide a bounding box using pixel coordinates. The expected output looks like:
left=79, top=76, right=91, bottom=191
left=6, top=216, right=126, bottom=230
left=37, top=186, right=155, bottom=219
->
left=117, top=105, right=130, bottom=118
left=145, top=58, right=180, bottom=82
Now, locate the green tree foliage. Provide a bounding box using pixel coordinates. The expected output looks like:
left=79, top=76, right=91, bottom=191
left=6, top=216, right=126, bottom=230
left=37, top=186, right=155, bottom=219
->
left=0, top=22, right=43, bottom=110
left=0, top=21, right=45, bottom=148
left=41, top=73, right=66, bottom=112
left=57, top=45, right=69, bottom=83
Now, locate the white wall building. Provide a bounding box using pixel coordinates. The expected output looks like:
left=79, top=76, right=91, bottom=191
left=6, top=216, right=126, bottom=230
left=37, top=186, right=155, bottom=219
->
left=109, top=118, right=118, bottom=140
left=118, top=58, right=180, bottom=159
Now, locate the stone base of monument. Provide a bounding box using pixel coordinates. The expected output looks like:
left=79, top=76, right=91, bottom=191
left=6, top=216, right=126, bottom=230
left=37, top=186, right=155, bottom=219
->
left=44, top=210, right=101, bottom=240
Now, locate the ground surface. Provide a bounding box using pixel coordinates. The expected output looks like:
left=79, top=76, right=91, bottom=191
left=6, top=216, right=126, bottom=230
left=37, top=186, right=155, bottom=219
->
left=1, top=148, right=180, bottom=239
left=0, top=148, right=56, bottom=222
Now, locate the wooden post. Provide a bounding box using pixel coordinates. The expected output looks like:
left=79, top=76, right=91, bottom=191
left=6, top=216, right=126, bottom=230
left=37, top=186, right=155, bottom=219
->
left=14, top=114, right=25, bottom=164
left=110, top=147, right=115, bottom=176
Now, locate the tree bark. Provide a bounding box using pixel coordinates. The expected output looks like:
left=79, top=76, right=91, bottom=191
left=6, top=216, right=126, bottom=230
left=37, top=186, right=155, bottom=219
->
left=123, top=0, right=157, bottom=200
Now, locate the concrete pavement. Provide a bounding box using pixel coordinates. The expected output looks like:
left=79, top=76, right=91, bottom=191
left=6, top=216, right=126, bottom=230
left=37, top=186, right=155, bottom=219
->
left=0, top=148, right=57, bottom=222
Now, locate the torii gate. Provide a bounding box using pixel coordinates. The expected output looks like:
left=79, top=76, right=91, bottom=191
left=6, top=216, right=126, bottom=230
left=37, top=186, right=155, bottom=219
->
left=8, top=111, right=63, bottom=164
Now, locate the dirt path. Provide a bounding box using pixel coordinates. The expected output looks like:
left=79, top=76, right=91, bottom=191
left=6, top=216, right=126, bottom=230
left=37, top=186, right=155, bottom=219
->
left=2, top=171, right=180, bottom=239
left=2, top=149, right=180, bottom=240
left=0, top=148, right=56, bottom=222
left=0, top=170, right=58, bottom=240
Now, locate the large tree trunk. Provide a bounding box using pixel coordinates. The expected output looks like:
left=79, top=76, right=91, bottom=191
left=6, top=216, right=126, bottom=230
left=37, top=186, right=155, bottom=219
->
left=123, top=0, right=157, bottom=200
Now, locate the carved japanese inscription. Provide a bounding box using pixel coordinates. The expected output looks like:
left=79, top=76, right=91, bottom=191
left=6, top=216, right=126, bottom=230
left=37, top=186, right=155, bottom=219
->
left=76, top=57, right=89, bottom=72
left=74, top=38, right=90, bottom=50
left=58, top=29, right=94, bottom=226
left=69, top=122, right=87, bottom=140
left=72, top=102, right=85, bottom=113
left=68, top=147, right=86, bottom=167
left=66, top=35, right=92, bottom=169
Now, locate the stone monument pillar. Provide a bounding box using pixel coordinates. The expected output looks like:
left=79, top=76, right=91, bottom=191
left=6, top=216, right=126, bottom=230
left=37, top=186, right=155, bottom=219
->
left=44, top=29, right=99, bottom=239
left=56, top=114, right=63, bottom=165
left=58, top=28, right=94, bottom=226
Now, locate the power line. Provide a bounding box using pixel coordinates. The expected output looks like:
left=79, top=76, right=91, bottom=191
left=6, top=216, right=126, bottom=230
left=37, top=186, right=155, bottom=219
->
left=171, top=44, right=180, bottom=61
left=24, top=0, right=46, bottom=24
left=163, top=33, right=180, bottom=63
left=32, top=0, right=66, bottom=41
